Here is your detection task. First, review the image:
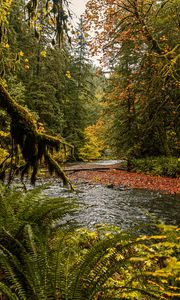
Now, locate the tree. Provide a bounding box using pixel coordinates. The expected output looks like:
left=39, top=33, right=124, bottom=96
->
left=84, top=0, right=180, bottom=158
left=0, top=0, right=76, bottom=187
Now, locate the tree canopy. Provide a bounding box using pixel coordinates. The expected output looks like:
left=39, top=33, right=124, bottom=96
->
left=0, top=0, right=100, bottom=186
left=84, top=0, right=180, bottom=159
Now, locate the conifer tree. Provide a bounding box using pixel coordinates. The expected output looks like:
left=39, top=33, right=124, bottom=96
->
left=0, top=0, right=75, bottom=187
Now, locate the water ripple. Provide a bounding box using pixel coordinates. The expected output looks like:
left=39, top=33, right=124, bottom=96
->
left=44, top=182, right=180, bottom=230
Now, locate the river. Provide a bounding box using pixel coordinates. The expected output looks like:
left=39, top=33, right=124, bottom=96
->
left=16, top=159, right=179, bottom=232
left=44, top=180, right=180, bottom=231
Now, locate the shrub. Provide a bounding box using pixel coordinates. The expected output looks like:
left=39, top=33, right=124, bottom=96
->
left=132, top=156, right=180, bottom=178
left=53, top=224, right=180, bottom=299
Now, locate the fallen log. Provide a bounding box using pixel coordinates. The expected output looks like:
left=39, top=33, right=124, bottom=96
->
left=64, top=163, right=126, bottom=173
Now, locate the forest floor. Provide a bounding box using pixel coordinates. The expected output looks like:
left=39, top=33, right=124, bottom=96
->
left=66, top=162, right=180, bottom=195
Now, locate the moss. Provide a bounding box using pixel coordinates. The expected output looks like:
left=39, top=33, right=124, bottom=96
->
left=44, top=151, right=73, bottom=188
left=0, top=82, right=73, bottom=188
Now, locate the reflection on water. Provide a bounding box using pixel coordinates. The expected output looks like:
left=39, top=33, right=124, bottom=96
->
left=44, top=182, right=180, bottom=231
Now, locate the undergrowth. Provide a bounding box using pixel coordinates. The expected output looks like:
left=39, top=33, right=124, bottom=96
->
left=130, top=156, right=180, bottom=178
left=0, top=183, right=179, bottom=299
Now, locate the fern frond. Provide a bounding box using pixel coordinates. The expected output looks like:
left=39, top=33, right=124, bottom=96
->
left=0, top=227, right=54, bottom=300
left=14, top=186, right=78, bottom=228
left=0, top=246, right=27, bottom=300
left=69, top=232, right=130, bottom=299
left=49, top=228, right=76, bottom=299
left=0, top=184, right=20, bottom=230
left=0, top=182, right=78, bottom=236
left=0, top=282, right=21, bottom=300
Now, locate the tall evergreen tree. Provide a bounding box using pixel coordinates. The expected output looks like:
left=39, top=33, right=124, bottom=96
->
left=0, top=0, right=75, bottom=186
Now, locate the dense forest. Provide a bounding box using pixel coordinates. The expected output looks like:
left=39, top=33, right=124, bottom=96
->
left=83, top=0, right=180, bottom=172
left=0, top=0, right=104, bottom=184
left=0, top=1, right=180, bottom=299
left=0, top=0, right=180, bottom=184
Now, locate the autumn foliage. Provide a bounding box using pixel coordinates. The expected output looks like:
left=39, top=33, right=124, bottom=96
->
left=83, top=0, right=180, bottom=159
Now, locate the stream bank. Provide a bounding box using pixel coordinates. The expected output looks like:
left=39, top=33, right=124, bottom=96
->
left=66, top=160, right=180, bottom=195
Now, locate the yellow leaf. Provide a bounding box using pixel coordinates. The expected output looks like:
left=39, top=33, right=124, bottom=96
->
left=40, top=50, right=47, bottom=57
left=4, top=43, right=10, bottom=48
left=18, top=50, right=24, bottom=56
left=65, top=71, right=71, bottom=79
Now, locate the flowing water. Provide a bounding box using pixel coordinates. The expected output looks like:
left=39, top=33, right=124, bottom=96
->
left=43, top=180, right=180, bottom=231
left=16, top=159, right=179, bottom=232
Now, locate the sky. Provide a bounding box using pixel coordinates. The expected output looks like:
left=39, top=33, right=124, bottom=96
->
left=69, top=0, right=102, bottom=67
left=70, top=0, right=88, bottom=19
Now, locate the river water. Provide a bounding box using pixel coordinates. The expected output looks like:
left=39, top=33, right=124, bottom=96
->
left=17, top=159, right=179, bottom=231
left=44, top=181, right=180, bottom=231
left=46, top=159, right=180, bottom=230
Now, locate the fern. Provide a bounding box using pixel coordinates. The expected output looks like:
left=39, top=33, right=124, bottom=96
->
left=0, top=182, right=77, bottom=232
left=0, top=182, right=78, bottom=300
left=54, top=226, right=180, bottom=300
left=0, top=183, right=179, bottom=299
left=0, top=282, right=21, bottom=300
left=0, top=244, right=27, bottom=300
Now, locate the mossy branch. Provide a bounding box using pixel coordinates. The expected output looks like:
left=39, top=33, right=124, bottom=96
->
left=160, top=44, right=180, bottom=82
left=0, top=81, right=73, bottom=188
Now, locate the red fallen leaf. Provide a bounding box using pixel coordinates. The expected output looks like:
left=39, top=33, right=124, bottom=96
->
left=69, top=169, right=180, bottom=195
